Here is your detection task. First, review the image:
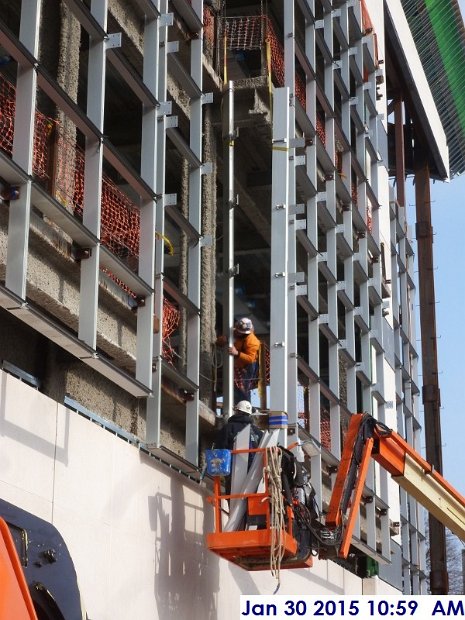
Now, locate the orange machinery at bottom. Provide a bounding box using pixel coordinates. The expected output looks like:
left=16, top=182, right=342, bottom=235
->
left=206, top=447, right=313, bottom=571
left=0, top=517, right=38, bottom=620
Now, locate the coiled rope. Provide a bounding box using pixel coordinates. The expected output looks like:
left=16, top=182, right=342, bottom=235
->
left=267, top=447, right=285, bottom=591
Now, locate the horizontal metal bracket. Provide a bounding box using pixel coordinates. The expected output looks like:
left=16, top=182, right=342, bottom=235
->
left=160, top=12, right=173, bottom=27
left=157, top=101, right=172, bottom=116
left=333, top=60, right=342, bottom=70
left=289, top=271, right=305, bottom=284
left=350, top=97, right=358, bottom=105
left=202, top=92, right=213, bottom=105
left=295, top=219, right=307, bottom=231
left=317, top=192, right=327, bottom=202
left=71, top=245, right=92, bottom=261
left=293, top=155, right=306, bottom=167
left=290, top=137, right=305, bottom=148
left=164, top=193, right=177, bottom=206
left=201, top=162, right=213, bottom=175
left=166, top=40, right=179, bottom=54
left=200, top=234, right=213, bottom=248
left=315, top=19, right=324, bottom=29
left=349, top=47, right=358, bottom=56
left=105, top=32, right=122, bottom=49
left=295, top=284, right=308, bottom=296
left=289, top=203, right=305, bottom=215
left=165, top=115, right=178, bottom=128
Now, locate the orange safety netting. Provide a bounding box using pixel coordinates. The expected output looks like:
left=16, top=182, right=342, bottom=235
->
left=223, top=15, right=264, bottom=50
left=161, top=297, right=181, bottom=365
left=203, top=6, right=215, bottom=45
left=0, top=75, right=56, bottom=179
left=0, top=73, right=180, bottom=362
left=351, top=183, right=358, bottom=207
left=360, top=0, right=380, bottom=69
left=223, top=15, right=326, bottom=146
left=366, top=204, right=373, bottom=233
left=66, top=137, right=140, bottom=261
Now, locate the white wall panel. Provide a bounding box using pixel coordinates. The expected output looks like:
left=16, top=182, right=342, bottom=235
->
left=0, top=372, right=407, bottom=619
left=0, top=373, right=57, bottom=502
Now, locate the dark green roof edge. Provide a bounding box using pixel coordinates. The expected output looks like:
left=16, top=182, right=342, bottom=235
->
left=402, top=0, right=465, bottom=176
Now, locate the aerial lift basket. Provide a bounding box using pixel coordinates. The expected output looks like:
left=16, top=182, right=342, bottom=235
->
left=206, top=447, right=313, bottom=571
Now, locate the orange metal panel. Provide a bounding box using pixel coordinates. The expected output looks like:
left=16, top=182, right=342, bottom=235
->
left=372, top=436, right=406, bottom=477
left=247, top=496, right=268, bottom=517
left=0, top=518, right=38, bottom=620
left=338, top=437, right=374, bottom=558
left=327, top=413, right=365, bottom=527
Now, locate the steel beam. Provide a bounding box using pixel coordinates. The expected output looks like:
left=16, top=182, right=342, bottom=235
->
left=270, top=87, right=289, bottom=435
left=222, top=81, right=235, bottom=419
left=5, top=0, right=41, bottom=299
left=414, top=155, right=447, bottom=594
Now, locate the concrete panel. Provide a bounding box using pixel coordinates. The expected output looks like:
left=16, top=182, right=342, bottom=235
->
left=52, top=503, right=112, bottom=620
left=0, top=371, right=57, bottom=502
left=0, top=480, right=53, bottom=522
left=109, top=441, right=160, bottom=539
left=53, top=406, right=114, bottom=524
left=363, top=575, right=401, bottom=595
left=107, top=528, right=157, bottom=620
left=0, top=377, right=398, bottom=620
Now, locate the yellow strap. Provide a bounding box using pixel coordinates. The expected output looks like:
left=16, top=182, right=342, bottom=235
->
left=223, top=32, right=228, bottom=83
left=155, top=232, right=174, bottom=256
left=266, top=38, right=273, bottom=118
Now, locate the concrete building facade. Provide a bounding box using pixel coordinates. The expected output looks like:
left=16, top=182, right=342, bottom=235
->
left=0, top=0, right=463, bottom=616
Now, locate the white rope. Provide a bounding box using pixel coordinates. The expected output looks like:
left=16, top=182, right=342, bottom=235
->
left=267, top=447, right=285, bottom=590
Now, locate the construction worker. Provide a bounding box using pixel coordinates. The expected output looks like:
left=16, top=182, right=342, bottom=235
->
left=217, top=317, right=261, bottom=403
left=214, top=400, right=263, bottom=453
left=215, top=400, right=263, bottom=499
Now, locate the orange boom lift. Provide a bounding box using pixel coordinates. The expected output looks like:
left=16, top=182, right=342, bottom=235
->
left=207, top=413, right=465, bottom=570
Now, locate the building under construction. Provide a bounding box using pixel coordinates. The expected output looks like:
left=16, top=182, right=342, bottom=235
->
left=0, top=0, right=464, bottom=617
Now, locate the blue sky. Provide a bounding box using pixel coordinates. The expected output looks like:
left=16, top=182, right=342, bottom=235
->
left=407, top=175, right=465, bottom=493
left=407, top=0, right=465, bottom=493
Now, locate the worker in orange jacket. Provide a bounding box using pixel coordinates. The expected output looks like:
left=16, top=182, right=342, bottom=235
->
left=217, top=317, right=261, bottom=403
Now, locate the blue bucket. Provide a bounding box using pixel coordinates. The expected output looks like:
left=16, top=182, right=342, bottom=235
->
left=205, top=449, right=232, bottom=476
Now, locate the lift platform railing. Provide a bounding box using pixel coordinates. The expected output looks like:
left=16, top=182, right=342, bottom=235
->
left=206, top=446, right=313, bottom=571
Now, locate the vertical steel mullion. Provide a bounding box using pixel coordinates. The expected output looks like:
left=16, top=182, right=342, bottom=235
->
left=305, top=7, right=322, bottom=508
left=222, top=81, right=235, bottom=419
left=6, top=0, right=42, bottom=298
left=186, top=0, right=203, bottom=465
left=270, top=88, right=289, bottom=436
left=137, top=6, right=160, bottom=390
left=78, top=0, right=108, bottom=348
left=148, top=0, right=167, bottom=445
left=325, top=10, right=340, bottom=458
left=285, top=0, right=297, bottom=436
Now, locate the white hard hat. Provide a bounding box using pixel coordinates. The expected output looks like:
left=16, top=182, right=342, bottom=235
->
left=234, top=317, right=253, bottom=334
left=235, top=400, right=253, bottom=415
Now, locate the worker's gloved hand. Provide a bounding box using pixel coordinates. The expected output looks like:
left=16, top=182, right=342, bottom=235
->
left=228, top=345, right=238, bottom=357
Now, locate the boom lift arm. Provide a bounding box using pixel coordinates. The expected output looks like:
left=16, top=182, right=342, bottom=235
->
left=206, top=413, right=465, bottom=573
left=326, top=413, right=465, bottom=559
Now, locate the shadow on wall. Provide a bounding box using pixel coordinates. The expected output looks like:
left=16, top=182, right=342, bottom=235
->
left=149, top=476, right=220, bottom=620
left=0, top=371, right=70, bottom=466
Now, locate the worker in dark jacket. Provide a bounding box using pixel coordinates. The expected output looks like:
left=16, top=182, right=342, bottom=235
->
left=215, top=401, right=263, bottom=495
left=215, top=400, right=263, bottom=452
left=217, top=317, right=261, bottom=402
